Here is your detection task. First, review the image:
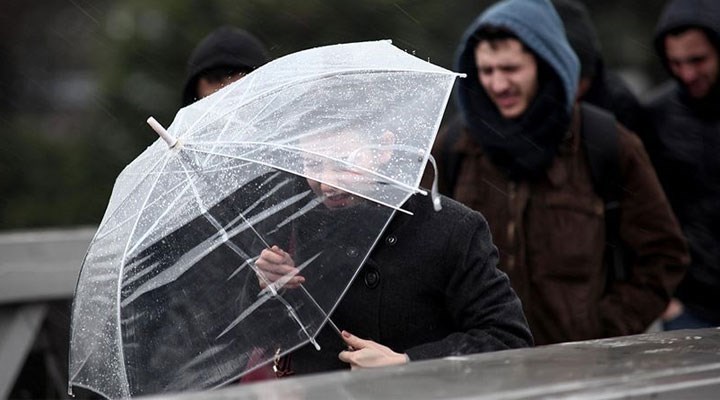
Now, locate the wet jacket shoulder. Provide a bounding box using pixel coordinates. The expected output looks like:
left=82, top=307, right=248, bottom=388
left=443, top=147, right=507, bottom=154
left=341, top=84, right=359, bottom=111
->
left=643, top=79, right=720, bottom=324
left=290, top=194, right=533, bottom=374
left=432, top=108, right=688, bottom=344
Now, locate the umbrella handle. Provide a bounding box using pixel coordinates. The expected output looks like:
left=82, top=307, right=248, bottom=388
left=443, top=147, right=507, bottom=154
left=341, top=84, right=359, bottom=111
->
left=427, top=155, right=443, bottom=212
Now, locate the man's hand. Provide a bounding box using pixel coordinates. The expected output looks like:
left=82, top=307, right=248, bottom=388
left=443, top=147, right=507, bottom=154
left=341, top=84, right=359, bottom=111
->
left=338, top=330, right=409, bottom=370
left=662, top=298, right=684, bottom=321
left=255, top=245, right=305, bottom=289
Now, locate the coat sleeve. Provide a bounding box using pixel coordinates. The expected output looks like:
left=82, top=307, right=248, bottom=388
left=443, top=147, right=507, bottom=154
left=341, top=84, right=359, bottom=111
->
left=404, top=209, right=533, bottom=360
left=598, top=127, right=689, bottom=336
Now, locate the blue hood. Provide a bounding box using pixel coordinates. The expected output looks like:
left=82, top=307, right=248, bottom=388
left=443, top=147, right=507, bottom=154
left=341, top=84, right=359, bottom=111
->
left=455, top=0, right=579, bottom=114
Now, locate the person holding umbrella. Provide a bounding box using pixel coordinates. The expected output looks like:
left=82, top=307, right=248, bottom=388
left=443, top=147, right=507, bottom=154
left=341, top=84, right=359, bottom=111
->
left=69, top=40, right=530, bottom=397
left=254, top=128, right=533, bottom=376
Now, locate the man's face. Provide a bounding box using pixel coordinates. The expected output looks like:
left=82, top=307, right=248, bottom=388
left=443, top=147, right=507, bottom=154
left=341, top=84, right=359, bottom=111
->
left=301, top=131, right=390, bottom=209
left=474, top=39, right=539, bottom=119
left=303, top=158, right=364, bottom=209
left=665, top=28, right=720, bottom=99
left=196, top=72, right=247, bottom=99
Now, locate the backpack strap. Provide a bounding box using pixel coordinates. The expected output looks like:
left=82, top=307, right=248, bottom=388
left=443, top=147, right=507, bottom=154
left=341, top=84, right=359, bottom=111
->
left=439, top=115, right=467, bottom=196
left=580, top=102, right=626, bottom=281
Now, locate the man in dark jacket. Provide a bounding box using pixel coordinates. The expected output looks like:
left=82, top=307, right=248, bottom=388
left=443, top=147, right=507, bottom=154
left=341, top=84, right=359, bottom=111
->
left=254, top=130, right=533, bottom=375
left=644, top=0, right=720, bottom=329
left=552, top=0, right=649, bottom=139
left=182, top=25, right=269, bottom=106
left=433, top=0, right=689, bottom=345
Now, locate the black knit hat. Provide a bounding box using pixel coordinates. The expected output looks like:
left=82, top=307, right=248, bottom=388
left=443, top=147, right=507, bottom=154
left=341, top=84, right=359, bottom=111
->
left=182, top=26, right=269, bottom=106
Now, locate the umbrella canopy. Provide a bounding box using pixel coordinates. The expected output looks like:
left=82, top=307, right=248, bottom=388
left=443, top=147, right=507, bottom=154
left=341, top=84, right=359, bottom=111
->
left=68, top=40, right=462, bottom=398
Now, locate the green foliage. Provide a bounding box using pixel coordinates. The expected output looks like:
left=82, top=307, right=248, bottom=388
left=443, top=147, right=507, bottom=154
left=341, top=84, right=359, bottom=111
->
left=0, top=117, right=114, bottom=227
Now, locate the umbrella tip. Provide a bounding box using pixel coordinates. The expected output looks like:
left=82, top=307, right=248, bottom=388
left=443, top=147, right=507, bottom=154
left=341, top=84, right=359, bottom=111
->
left=147, top=116, right=178, bottom=148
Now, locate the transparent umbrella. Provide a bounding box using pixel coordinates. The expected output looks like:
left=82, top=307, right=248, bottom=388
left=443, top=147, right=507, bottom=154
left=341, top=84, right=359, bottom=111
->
left=68, top=40, right=462, bottom=398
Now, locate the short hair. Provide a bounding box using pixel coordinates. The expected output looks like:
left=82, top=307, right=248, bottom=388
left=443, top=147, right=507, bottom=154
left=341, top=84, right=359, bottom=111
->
left=473, top=25, right=529, bottom=52
left=665, top=25, right=711, bottom=40
left=663, top=26, right=720, bottom=58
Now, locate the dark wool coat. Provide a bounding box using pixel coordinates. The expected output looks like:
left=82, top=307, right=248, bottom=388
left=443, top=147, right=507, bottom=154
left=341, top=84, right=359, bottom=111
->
left=286, top=194, right=533, bottom=375
left=432, top=108, right=689, bottom=345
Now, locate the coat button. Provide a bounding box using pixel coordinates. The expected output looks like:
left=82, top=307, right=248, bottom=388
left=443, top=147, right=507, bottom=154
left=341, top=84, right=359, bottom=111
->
left=385, top=235, right=397, bottom=246
left=364, top=267, right=380, bottom=289
left=346, top=247, right=359, bottom=258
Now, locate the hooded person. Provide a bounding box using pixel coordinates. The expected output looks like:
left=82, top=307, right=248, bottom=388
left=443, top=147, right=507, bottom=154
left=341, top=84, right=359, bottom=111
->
left=431, top=0, right=689, bottom=345
left=644, top=0, right=720, bottom=330
left=182, top=26, right=269, bottom=106
left=552, top=0, right=649, bottom=140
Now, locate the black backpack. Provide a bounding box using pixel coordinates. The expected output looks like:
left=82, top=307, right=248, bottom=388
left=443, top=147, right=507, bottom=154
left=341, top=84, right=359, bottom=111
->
left=440, top=102, right=628, bottom=281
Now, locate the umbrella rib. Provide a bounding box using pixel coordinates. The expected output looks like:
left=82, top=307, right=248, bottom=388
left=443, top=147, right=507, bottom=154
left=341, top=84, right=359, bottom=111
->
left=120, top=229, right=251, bottom=307
left=219, top=252, right=321, bottom=339
left=182, top=146, right=416, bottom=215
left=110, top=156, right=257, bottom=281
left=180, top=70, right=274, bottom=140
left=177, top=156, right=272, bottom=249
left=266, top=193, right=325, bottom=235
left=187, top=140, right=425, bottom=196
left=226, top=190, right=315, bottom=281
left=121, top=184, right=315, bottom=304
left=182, top=88, right=282, bottom=167
left=93, top=174, right=194, bottom=251
left=115, top=151, right=176, bottom=391
left=94, top=150, right=173, bottom=240
left=220, top=253, right=324, bottom=351
left=197, top=118, right=234, bottom=166
left=124, top=181, right=194, bottom=258
left=298, top=284, right=343, bottom=338
left=412, top=76, right=459, bottom=192
left=181, top=68, right=458, bottom=141
left=221, top=253, right=320, bottom=339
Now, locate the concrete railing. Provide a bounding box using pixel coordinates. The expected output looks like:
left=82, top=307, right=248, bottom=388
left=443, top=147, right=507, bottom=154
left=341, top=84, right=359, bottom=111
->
left=0, top=226, right=95, bottom=398
left=148, top=327, right=720, bottom=400
left=0, top=226, right=95, bottom=303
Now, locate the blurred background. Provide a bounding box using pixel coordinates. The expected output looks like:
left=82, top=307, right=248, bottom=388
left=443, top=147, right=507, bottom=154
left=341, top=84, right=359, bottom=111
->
left=0, top=0, right=667, bottom=398
left=0, top=0, right=668, bottom=230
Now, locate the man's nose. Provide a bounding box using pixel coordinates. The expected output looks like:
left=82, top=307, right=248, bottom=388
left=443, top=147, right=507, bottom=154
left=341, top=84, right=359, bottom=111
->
left=490, top=73, right=510, bottom=93
left=317, top=167, right=339, bottom=186
left=677, top=64, right=699, bottom=83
